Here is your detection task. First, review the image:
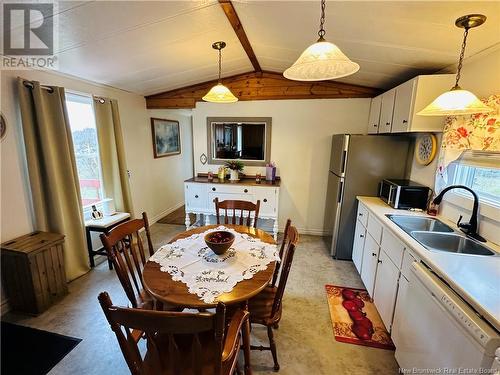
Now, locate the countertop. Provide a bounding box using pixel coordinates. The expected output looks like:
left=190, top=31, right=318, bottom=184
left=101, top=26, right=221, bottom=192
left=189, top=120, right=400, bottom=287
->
left=357, top=196, right=500, bottom=332
left=185, top=176, right=281, bottom=187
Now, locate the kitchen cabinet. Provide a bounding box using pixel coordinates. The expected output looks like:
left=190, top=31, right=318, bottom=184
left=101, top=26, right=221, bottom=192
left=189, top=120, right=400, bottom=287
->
left=366, top=74, right=455, bottom=133
left=373, top=249, right=400, bottom=332
left=379, top=89, right=396, bottom=133
left=367, top=95, right=382, bottom=134
left=360, top=234, right=380, bottom=296
left=352, top=219, right=366, bottom=274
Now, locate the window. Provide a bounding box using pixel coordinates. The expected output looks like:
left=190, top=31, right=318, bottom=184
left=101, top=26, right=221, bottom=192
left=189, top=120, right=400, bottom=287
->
left=447, top=151, right=500, bottom=207
left=65, top=93, right=104, bottom=207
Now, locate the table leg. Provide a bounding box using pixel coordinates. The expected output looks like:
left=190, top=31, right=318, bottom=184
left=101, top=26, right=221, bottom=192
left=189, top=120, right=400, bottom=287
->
left=86, top=228, right=95, bottom=268
left=185, top=212, right=191, bottom=230
left=241, top=301, right=252, bottom=375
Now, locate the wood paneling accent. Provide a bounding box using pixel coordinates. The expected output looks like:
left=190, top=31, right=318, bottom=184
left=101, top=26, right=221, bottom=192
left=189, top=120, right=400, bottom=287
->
left=218, top=0, right=261, bottom=72
left=145, top=71, right=380, bottom=109
left=1, top=231, right=67, bottom=314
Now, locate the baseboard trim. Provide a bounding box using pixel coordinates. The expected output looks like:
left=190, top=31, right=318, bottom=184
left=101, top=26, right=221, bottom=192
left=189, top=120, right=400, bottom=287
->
left=149, top=202, right=185, bottom=224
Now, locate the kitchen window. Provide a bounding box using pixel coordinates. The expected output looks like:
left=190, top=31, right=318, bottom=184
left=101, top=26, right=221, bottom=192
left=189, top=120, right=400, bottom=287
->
left=447, top=151, right=500, bottom=208
left=65, top=92, right=104, bottom=207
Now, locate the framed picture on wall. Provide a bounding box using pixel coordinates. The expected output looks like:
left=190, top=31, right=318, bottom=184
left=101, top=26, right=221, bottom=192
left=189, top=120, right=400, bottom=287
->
left=151, top=118, right=181, bottom=158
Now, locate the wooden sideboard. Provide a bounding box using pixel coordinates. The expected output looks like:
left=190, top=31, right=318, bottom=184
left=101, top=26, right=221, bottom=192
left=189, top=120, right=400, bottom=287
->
left=184, top=176, right=280, bottom=239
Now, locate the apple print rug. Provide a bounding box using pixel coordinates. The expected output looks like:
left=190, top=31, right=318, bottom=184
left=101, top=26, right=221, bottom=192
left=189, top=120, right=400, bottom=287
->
left=325, top=285, right=395, bottom=350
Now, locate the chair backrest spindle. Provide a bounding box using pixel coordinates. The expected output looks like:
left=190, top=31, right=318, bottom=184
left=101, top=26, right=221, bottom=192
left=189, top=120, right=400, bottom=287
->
left=214, top=198, right=260, bottom=228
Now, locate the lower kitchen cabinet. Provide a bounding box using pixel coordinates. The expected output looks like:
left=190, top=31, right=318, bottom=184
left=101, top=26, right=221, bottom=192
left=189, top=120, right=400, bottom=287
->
left=352, top=219, right=366, bottom=274
left=373, top=249, right=400, bottom=332
left=391, top=274, right=409, bottom=347
left=360, top=234, right=379, bottom=296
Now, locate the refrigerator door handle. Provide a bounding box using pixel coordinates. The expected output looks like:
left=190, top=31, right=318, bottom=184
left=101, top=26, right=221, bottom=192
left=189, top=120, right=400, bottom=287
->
left=341, top=150, right=347, bottom=174
left=338, top=180, right=344, bottom=203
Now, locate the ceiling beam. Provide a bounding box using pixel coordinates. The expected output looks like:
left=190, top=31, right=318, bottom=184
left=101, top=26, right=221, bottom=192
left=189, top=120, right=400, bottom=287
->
left=218, top=0, right=261, bottom=72
left=145, top=71, right=380, bottom=109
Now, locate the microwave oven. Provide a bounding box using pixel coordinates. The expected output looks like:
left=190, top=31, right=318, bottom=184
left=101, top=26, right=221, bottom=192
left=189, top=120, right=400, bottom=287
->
left=379, top=179, right=430, bottom=210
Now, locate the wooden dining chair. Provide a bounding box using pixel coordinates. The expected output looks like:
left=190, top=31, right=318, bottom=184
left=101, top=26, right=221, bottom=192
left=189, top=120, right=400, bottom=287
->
left=271, top=219, right=292, bottom=287
left=100, top=212, right=155, bottom=309
left=247, top=224, right=299, bottom=371
left=214, top=198, right=260, bottom=228
left=98, top=291, right=249, bottom=375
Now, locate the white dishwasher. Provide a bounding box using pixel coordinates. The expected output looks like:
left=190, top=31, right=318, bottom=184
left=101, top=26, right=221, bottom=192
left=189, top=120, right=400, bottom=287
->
left=395, top=262, right=500, bottom=371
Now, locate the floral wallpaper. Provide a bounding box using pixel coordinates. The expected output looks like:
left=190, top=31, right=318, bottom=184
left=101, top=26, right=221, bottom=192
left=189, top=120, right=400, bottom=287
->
left=441, top=94, right=500, bottom=151
left=435, top=94, right=499, bottom=193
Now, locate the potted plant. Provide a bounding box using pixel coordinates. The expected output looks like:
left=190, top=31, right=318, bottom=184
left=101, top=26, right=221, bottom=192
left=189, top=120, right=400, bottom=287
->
left=225, top=160, right=244, bottom=181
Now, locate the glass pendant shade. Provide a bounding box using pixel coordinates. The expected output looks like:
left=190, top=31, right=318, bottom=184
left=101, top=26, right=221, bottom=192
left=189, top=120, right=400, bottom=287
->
left=202, top=83, right=238, bottom=103
left=283, top=41, right=360, bottom=81
left=417, top=88, right=493, bottom=116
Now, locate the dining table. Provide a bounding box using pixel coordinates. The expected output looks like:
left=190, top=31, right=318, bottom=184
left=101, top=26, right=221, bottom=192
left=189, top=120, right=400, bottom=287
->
left=142, top=224, right=277, bottom=375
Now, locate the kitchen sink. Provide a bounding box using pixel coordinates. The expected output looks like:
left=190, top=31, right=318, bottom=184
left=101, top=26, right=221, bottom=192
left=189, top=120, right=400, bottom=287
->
left=386, top=215, right=454, bottom=234
left=411, top=232, right=496, bottom=256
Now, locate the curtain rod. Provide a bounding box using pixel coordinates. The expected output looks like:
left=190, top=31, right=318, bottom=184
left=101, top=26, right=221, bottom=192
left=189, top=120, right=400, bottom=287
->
left=22, top=80, right=54, bottom=93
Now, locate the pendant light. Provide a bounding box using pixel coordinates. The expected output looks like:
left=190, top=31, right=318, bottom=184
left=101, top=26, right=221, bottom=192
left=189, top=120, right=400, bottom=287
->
left=418, top=15, right=493, bottom=116
left=202, top=41, right=238, bottom=103
left=283, top=0, right=359, bottom=81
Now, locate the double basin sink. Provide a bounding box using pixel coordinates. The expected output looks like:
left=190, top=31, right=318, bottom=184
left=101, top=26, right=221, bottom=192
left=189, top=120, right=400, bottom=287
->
left=386, top=215, right=496, bottom=256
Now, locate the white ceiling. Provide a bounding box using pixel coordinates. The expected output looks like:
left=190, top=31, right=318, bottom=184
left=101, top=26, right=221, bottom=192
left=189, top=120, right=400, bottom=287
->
left=16, top=1, right=500, bottom=95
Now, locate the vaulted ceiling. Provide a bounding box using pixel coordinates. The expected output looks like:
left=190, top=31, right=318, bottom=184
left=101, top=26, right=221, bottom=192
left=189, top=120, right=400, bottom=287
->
left=23, top=1, right=500, bottom=95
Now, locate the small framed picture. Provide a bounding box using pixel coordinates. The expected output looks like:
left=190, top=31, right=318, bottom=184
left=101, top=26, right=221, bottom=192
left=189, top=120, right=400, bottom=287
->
left=150, top=118, right=181, bottom=158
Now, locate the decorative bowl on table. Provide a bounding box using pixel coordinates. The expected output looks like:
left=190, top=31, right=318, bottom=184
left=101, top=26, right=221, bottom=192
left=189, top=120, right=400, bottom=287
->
left=204, top=231, right=235, bottom=255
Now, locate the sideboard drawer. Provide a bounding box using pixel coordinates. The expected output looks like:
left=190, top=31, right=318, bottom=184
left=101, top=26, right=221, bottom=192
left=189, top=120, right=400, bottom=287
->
left=208, top=184, right=255, bottom=196
left=185, top=183, right=207, bottom=210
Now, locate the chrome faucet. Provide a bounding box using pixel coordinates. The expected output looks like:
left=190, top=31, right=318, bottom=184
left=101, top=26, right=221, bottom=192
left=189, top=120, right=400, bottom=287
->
left=433, top=185, right=486, bottom=242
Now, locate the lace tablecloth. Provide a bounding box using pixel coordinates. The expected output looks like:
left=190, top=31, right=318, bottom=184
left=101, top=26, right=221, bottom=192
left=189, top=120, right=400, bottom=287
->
left=149, top=226, right=279, bottom=303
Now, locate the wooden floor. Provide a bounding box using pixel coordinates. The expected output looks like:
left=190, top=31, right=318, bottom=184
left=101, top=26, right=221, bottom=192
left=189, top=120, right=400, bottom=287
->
left=157, top=205, right=195, bottom=226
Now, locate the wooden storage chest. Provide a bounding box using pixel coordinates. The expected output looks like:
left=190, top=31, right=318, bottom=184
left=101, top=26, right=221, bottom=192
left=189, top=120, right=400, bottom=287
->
left=1, top=231, right=68, bottom=314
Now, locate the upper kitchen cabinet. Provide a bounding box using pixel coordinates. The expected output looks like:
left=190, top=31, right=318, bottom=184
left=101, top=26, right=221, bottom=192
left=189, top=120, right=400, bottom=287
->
left=379, top=89, right=396, bottom=134
left=391, top=74, right=455, bottom=133
left=367, top=95, right=382, bottom=134
left=367, top=74, right=454, bottom=134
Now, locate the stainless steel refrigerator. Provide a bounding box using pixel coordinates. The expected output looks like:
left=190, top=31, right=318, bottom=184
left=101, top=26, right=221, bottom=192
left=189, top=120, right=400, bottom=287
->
left=326, top=134, right=411, bottom=259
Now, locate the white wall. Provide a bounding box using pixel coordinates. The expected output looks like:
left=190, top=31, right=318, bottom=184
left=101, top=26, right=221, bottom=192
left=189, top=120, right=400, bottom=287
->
left=147, top=109, right=194, bottom=220
left=409, top=47, right=500, bottom=244
left=192, top=99, right=371, bottom=234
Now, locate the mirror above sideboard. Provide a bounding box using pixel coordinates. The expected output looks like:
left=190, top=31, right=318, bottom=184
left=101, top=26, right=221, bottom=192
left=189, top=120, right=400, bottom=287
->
left=206, top=117, right=272, bottom=166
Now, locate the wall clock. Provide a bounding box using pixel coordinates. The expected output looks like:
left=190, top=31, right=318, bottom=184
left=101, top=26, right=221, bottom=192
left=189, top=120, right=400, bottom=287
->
left=415, top=134, right=437, bottom=165
left=0, top=113, right=6, bottom=140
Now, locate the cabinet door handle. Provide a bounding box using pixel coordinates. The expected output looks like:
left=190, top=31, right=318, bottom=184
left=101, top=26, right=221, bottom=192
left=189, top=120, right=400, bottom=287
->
left=402, top=120, right=408, bottom=124
left=212, top=187, right=216, bottom=191
left=378, top=260, right=382, bottom=264
left=194, top=195, right=198, bottom=198
left=373, top=124, right=378, bottom=127
left=360, top=234, right=364, bottom=238
left=244, top=189, right=248, bottom=193
left=372, top=252, right=377, bottom=257
left=358, top=213, right=363, bottom=217
left=386, top=122, right=390, bottom=126
left=263, top=198, right=267, bottom=202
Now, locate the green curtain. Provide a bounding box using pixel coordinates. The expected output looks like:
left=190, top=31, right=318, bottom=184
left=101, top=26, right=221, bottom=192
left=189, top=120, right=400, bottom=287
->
left=93, top=97, right=134, bottom=216
left=17, top=78, right=89, bottom=281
